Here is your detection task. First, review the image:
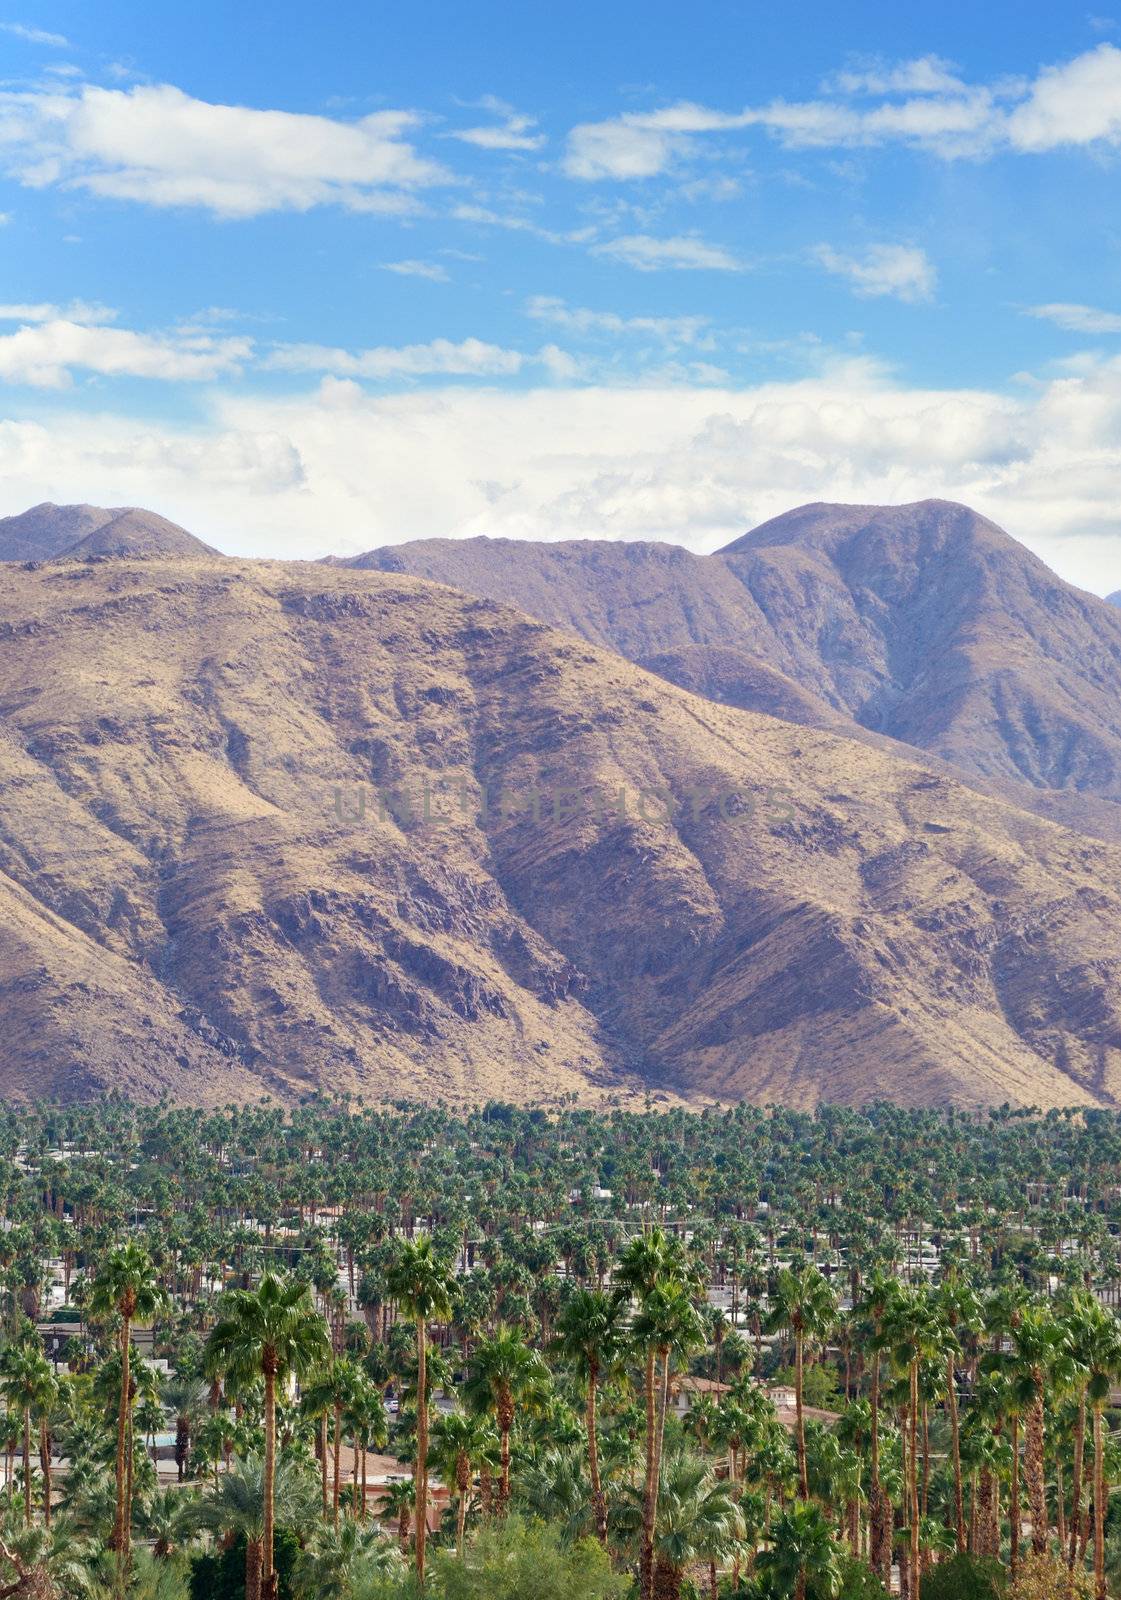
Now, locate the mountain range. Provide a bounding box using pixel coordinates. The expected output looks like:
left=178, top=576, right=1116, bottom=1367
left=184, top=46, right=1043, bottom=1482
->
left=2, top=497, right=1120, bottom=1109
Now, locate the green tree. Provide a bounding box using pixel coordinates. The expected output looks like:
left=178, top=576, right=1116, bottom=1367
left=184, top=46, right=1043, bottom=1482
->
left=757, top=1500, right=844, bottom=1600
left=765, top=1265, right=837, bottom=1501
left=384, top=1236, right=454, bottom=1588
left=87, top=1241, right=166, bottom=1589
left=551, top=1288, right=627, bottom=1544
left=463, top=1325, right=549, bottom=1518
left=206, top=1274, right=330, bottom=1600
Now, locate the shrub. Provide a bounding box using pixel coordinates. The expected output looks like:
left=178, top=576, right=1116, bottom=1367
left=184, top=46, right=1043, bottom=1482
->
left=1008, top=1553, right=1092, bottom=1600
left=432, top=1517, right=625, bottom=1600
left=921, top=1552, right=1007, bottom=1600
left=838, top=1553, right=891, bottom=1600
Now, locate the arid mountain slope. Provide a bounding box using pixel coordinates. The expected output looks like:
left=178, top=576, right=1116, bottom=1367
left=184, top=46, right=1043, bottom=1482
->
left=350, top=502, right=1121, bottom=835
left=1, top=557, right=1120, bottom=1109
left=0, top=503, right=216, bottom=562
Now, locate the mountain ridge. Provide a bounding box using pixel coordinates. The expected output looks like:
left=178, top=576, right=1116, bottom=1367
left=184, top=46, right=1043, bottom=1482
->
left=2, top=554, right=1121, bottom=1108
left=345, top=500, right=1121, bottom=841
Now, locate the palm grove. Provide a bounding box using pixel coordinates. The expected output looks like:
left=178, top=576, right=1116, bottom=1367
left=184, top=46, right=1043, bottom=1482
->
left=0, top=1101, right=1120, bottom=1600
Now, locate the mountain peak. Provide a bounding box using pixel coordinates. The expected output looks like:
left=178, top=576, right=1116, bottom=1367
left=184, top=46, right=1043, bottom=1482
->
left=0, top=502, right=217, bottom=563
left=716, top=497, right=1028, bottom=559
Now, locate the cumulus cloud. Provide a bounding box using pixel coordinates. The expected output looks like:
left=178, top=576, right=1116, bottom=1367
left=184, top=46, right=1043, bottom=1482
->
left=592, top=234, right=743, bottom=272
left=1027, top=303, right=1121, bottom=334
left=0, top=315, right=251, bottom=388
left=1007, top=44, right=1121, bottom=150
left=563, top=44, right=1121, bottom=176
left=6, top=360, right=1121, bottom=591
left=0, top=81, right=449, bottom=216
left=814, top=243, right=937, bottom=302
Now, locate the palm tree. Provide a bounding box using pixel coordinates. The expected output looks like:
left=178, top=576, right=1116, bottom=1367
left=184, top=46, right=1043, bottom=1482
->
left=384, top=1234, right=454, bottom=1587
left=765, top=1264, right=837, bottom=1501
left=617, top=1228, right=679, bottom=1600
left=0, top=1520, right=97, bottom=1600
left=1082, top=1299, right=1121, bottom=1600
left=206, top=1273, right=330, bottom=1600
left=936, top=1275, right=983, bottom=1553
left=378, top=1477, right=414, bottom=1559
left=161, top=1376, right=207, bottom=1484
left=464, top=1324, right=550, bottom=1517
left=0, top=1344, right=54, bottom=1529
left=551, top=1286, right=627, bottom=1543
left=1064, top=1291, right=1104, bottom=1577
left=756, top=1499, right=843, bottom=1600
left=655, top=1452, right=743, bottom=1600
left=430, top=1408, right=496, bottom=1555
left=345, top=1377, right=388, bottom=1525
left=197, top=1453, right=319, bottom=1600
left=293, top=1516, right=404, bottom=1600
left=87, top=1241, right=166, bottom=1587
left=859, top=1268, right=901, bottom=1585
left=143, top=1484, right=201, bottom=1559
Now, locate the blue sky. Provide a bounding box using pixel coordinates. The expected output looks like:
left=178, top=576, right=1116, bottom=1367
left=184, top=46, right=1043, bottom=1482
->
left=2, top=0, right=1121, bottom=588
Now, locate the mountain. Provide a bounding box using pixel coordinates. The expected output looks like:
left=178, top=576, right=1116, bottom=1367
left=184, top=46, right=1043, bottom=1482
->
left=0, top=503, right=217, bottom=563
left=2, top=554, right=1121, bottom=1109
left=346, top=501, right=1121, bottom=839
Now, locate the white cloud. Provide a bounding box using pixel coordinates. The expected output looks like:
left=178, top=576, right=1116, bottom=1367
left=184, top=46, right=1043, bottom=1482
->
left=8, top=357, right=1121, bottom=591
left=525, top=295, right=711, bottom=347
left=1007, top=44, right=1121, bottom=150
left=450, top=201, right=594, bottom=247
left=824, top=55, right=970, bottom=96
left=0, top=20, right=68, bottom=45
left=562, top=45, right=1121, bottom=176
left=452, top=99, right=545, bottom=151
left=380, top=259, right=450, bottom=282
left=0, top=81, right=449, bottom=216
left=0, top=309, right=250, bottom=388
left=0, top=299, right=116, bottom=324
left=592, top=233, right=743, bottom=272
left=814, top=243, right=937, bottom=302
left=265, top=336, right=525, bottom=380
left=1027, top=303, right=1121, bottom=334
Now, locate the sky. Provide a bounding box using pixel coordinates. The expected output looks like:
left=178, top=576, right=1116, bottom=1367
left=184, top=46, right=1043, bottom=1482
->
left=2, top=2, right=1121, bottom=590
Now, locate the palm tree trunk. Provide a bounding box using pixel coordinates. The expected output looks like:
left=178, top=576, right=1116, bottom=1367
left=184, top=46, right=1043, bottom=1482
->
left=587, top=1366, right=607, bottom=1544
left=1010, top=1413, right=1021, bottom=1581
left=796, top=1331, right=808, bottom=1500
left=262, top=1364, right=277, bottom=1600
left=332, top=1402, right=342, bottom=1526
left=909, top=1362, right=921, bottom=1600
left=499, top=1416, right=511, bottom=1512
left=40, top=1421, right=49, bottom=1529
left=1094, top=1404, right=1106, bottom=1600
left=1057, top=1460, right=1066, bottom=1553
left=245, top=1536, right=262, bottom=1600
left=114, top=1315, right=131, bottom=1580
left=1070, top=1396, right=1087, bottom=1573
left=21, top=1409, right=30, bottom=1528
left=415, top=1313, right=428, bottom=1586
left=1028, top=1383, right=1047, bottom=1555
left=947, top=1351, right=964, bottom=1552
left=319, top=1413, right=329, bottom=1517
left=641, top=1346, right=657, bottom=1600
